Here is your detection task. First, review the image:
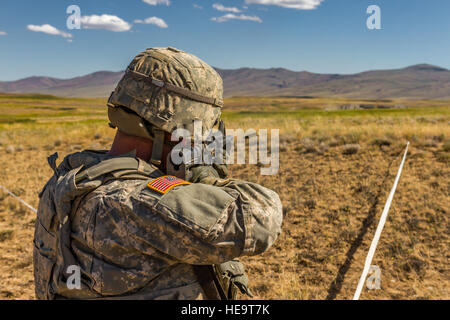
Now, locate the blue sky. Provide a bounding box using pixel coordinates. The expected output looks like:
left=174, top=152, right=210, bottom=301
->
left=0, top=0, right=449, bottom=80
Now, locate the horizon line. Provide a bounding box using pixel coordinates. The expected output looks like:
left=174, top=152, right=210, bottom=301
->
left=0, top=62, right=448, bottom=82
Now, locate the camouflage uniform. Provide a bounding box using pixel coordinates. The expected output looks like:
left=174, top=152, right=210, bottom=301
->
left=33, top=47, right=283, bottom=299
left=34, top=150, right=282, bottom=299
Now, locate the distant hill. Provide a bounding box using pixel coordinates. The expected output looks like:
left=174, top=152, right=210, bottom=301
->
left=0, top=71, right=124, bottom=98
left=1, top=64, right=449, bottom=99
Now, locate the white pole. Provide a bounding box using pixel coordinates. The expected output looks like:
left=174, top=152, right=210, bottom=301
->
left=0, top=184, right=37, bottom=214
left=353, top=142, right=410, bottom=300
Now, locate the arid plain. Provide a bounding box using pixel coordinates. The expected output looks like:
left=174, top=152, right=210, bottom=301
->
left=0, top=94, right=448, bottom=299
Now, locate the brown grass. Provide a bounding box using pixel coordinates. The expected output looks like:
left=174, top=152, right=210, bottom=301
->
left=0, top=94, right=448, bottom=300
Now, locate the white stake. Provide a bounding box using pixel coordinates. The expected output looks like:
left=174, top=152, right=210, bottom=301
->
left=0, top=184, right=37, bottom=214
left=353, top=142, right=410, bottom=300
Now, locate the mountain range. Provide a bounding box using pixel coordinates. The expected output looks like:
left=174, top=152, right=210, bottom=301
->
left=1, top=64, right=449, bottom=99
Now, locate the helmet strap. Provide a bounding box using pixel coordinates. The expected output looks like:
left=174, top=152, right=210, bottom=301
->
left=150, top=129, right=165, bottom=167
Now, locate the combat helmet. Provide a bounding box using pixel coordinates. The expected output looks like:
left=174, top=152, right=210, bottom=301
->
left=107, top=46, right=223, bottom=166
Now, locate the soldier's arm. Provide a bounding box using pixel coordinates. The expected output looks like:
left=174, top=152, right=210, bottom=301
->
left=129, top=177, right=283, bottom=265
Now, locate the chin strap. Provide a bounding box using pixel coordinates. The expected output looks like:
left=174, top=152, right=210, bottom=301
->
left=150, top=129, right=165, bottom=167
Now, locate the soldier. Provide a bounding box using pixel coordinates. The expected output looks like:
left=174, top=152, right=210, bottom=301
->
left=33, top=47, right=283, bottom=300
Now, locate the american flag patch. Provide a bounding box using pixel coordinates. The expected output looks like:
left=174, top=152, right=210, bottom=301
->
left=147, top=175, right=190, bottom=194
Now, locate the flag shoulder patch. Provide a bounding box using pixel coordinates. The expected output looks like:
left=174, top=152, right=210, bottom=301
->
left=147, top=175, right=191, bottom=194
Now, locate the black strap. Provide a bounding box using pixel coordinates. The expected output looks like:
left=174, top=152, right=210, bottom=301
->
left=47, top=152, right=59, bottom=175
left=127, top=68, right=223, bottom=108
left=193, top=265, right=228, bottom=300
left=75, top=157, right=157, bottom=184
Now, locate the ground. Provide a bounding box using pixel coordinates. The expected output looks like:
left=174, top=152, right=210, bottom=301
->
left=0, top=94, right=448, bottom=300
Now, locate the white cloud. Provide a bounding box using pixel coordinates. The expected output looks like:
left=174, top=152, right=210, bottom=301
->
left=27, top=24, right=72, bottom=38
left=211, top=14, right=262, bottom=23
left=193, top=4, right=203, bottom=9
left=245, top=0, right=324, bottom=10
left=134, top=17, right=168, bottom=28
left=213, top=3, right=242, bottom=13
left=0, top=31, right=7, bottom=36
left=81, top=14, right=131, bottom=32
left=142, top=0, right=170, bottom=6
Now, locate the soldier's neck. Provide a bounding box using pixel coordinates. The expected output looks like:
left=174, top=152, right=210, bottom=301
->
left=108, top=130, right=153, bottom=162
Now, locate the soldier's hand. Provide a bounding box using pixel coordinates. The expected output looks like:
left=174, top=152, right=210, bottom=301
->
left=188, top=165, right=220, bottom=183
left=212, top=163, right=228, bottom=179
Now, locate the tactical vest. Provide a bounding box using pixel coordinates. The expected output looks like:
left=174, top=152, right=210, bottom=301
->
left=33, top=153, right=252, bottom=300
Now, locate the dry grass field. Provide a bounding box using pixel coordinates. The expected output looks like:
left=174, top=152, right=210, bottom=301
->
left=0, top=93, right=448, bottom=300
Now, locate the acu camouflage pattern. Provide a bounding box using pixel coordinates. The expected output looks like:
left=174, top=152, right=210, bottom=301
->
left=108, top=47, right=223, bottom=134
left=33, top=150, right=283, bottom=299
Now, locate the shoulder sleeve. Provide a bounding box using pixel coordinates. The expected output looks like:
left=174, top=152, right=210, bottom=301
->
left=127, top=179, right=283, bottom=265
left=218, top=179, right=283, bottom=256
